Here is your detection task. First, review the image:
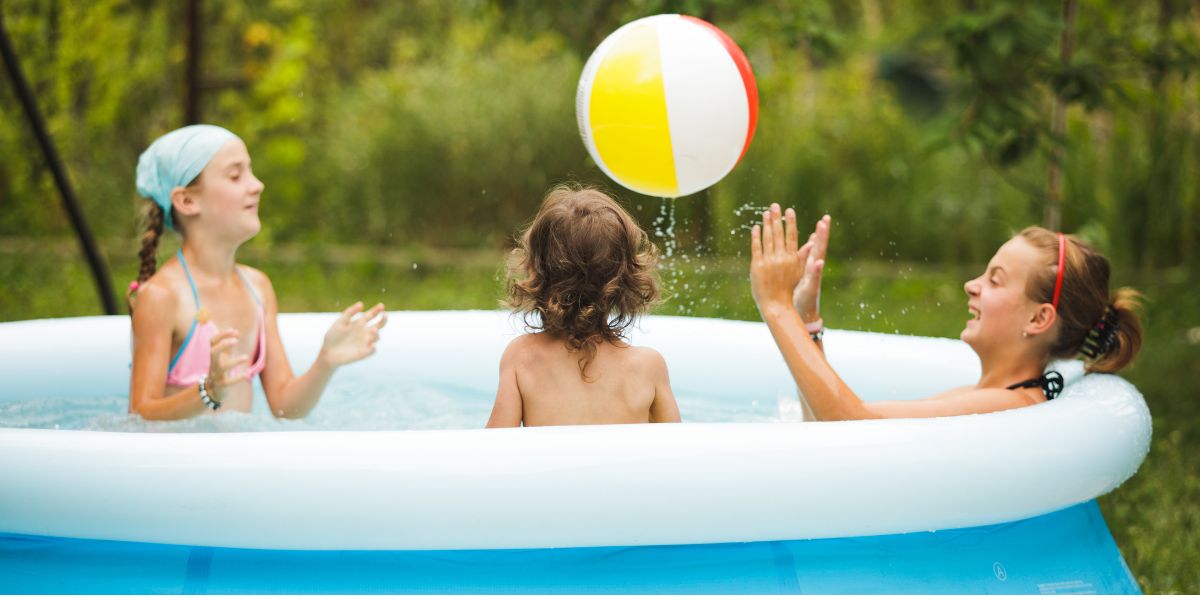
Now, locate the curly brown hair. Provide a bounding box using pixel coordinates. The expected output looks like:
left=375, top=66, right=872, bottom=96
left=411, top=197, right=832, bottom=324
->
left=506, top=185, right=660, bottom=377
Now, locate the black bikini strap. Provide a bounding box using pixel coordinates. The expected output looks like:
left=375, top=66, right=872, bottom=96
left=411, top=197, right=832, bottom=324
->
left=1006, top=370, right=1064, bottom=400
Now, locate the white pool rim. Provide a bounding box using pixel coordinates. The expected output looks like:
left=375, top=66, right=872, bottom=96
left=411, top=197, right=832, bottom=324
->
left=0, top=311, right=1151, bottom=550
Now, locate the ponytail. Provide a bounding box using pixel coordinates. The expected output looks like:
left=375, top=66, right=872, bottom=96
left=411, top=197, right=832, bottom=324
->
left=1086, top=288, right=1145, bottom=374
left=128, top=202, right=166, bottom=312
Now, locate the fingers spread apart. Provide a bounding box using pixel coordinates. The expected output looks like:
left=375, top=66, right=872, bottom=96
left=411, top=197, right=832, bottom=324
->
left=339, top=301, right=365, bottom=323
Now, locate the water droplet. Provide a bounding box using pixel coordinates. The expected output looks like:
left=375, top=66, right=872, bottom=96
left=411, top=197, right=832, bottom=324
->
left=412, top=263, right=418, bottom=270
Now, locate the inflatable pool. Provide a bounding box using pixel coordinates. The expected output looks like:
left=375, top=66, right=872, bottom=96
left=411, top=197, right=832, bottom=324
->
left=0, top=311, right=1149, bottom=593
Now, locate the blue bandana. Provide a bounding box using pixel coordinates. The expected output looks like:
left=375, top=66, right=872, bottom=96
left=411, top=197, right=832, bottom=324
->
left=135, top=124, right=238, bottom=230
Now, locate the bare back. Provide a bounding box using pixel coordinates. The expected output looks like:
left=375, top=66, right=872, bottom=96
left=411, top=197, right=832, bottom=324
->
left=487, top=333, right=680, bottom=427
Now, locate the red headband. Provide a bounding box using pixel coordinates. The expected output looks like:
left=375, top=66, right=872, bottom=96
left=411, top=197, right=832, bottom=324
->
left=1052, top=233, right=1066, bottom=309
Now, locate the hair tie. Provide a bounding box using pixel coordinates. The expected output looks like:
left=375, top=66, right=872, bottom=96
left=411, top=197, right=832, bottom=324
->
left=1080, top=305, right=1120, bottom=359
left=127, top=280, right=140, bottom=293
left=1052, top=232, right=1066, bottom=309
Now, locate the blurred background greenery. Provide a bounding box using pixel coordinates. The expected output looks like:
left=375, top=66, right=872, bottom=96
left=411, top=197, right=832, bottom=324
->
left=1, top=0, right=1196, bottom=592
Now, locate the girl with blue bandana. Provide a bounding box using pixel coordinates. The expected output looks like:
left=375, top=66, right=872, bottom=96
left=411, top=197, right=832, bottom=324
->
left=127, top=125, right=387, bottom=420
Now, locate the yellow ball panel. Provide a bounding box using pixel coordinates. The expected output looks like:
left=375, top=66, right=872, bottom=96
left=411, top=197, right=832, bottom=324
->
left=588, top=23, right=678, bottom=197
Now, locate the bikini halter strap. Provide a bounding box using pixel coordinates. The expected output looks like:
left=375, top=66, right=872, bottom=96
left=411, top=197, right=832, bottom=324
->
left=176, top=249, right=261, bottom=308
left=176, top=249, right=201, bottom=309
left=1006, top=370, right=1064, bottom=400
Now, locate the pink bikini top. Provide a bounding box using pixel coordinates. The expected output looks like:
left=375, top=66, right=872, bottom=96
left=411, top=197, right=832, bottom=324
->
left=165, top=250, right=266, bottom=387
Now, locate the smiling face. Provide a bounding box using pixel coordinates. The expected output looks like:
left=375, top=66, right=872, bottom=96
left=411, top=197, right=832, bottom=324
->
left=184, top=138, right=264, bottom=243
left=961, top=236, right=1047, bottom=353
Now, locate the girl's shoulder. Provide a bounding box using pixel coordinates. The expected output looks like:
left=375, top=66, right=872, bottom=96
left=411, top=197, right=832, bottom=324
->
left=130, top=264, right=188, bottom=323
left=136, top=261, right=187, bottom=305
left=235, top=263, right=275, bottom=302
left=235, top=262, right=266, bottom=277
left=235, top=263, right=271, bottom=287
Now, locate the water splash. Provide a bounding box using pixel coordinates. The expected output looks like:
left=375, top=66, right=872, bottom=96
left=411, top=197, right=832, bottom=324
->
left=731, top=202, right=770, bottom=233
left=652, top=198, right=685, bottom=314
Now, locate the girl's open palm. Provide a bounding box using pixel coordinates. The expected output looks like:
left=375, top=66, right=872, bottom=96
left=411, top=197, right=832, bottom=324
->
left=322, top=302, right=387, bottom=366
left=750, top=204, right=807, bottom=308
left=208, top=329, right=250, bottom=402
left=793, top=215, right=830, bottom=323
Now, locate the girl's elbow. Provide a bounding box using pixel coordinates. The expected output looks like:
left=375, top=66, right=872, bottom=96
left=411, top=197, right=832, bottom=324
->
left=129, top=401, right=169, bottom=421
left=269, top=404, right=309, bottom=420
left=815, top=406, right=883, bottom=421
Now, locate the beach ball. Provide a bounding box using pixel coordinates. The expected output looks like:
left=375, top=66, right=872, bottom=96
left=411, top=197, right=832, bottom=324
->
left=577, top=14, right=758, bottom=198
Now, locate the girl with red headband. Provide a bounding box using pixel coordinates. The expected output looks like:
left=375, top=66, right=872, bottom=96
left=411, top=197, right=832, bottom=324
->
left=749, top=203, right=1143, bottom=420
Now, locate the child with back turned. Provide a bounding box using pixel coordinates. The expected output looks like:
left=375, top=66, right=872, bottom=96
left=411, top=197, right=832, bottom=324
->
left=486, top=185, right=681, bottom=427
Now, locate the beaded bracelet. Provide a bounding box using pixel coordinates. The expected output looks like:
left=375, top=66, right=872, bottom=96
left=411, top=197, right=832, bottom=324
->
left=198, top=376, right=221, bottom=411
left=806, top=318, right=824, bottom=344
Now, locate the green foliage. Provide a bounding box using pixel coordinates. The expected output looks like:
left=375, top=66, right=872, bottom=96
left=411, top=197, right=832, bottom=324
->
left=2, top=0, right=1197, bottom=268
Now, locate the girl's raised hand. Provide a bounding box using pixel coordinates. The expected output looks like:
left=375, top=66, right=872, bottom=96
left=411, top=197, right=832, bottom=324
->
left=320, top=302, right=387, bottom=366
left=750, top=203, right=807, bottom=310
left=208, top=328, right=250, bottom=402
left=793, top=214, right=830, bottom=323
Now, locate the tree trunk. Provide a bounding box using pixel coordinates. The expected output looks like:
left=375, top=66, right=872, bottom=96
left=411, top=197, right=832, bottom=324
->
left=1044, top=0, right=1077, bottom=231
left=185, top=0, right=202, bottom=124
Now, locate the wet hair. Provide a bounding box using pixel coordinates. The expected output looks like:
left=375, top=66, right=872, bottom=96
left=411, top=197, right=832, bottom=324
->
left=506, top=185, right=660, bottom=377
left=1018, top=227, right=1144, bottom=373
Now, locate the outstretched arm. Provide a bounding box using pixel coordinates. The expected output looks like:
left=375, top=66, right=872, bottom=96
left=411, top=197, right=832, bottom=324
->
left=792, top=213, right=830, bottom=420
left=256, top=271, right=386, bottom=419
left=751, top=204, right=881, bottom=420
left=751, top=205, right=1036, bottom=420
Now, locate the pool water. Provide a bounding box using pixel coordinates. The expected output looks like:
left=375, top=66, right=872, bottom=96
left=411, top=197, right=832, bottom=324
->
left=0, top=381, right=804, bottom=432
